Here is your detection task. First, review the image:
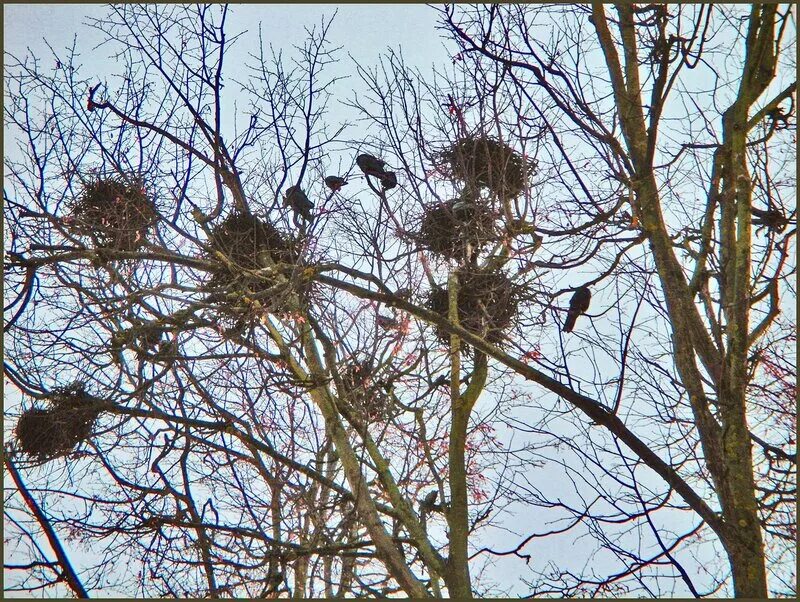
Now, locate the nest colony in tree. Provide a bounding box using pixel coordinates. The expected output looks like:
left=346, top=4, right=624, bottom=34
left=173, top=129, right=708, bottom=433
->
left=426, top=268, right=519, bottom=346
left=418, top=196, right=496, bottom=261
left=204, top=212, right=310, bottom=315
left=339, top=361, right=392, bottom=424
left=70, top=177, right=158, bottom=250
left=436, top=136, right=534, bottom=199
left=15, top=382, right=107, bottom=461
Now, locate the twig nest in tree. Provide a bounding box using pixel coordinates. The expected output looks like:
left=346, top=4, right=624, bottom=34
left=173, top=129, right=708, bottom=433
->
left=425, top=268, right=519, bottom=346
left=16, top=382, right=107, bottom=461
left=69, top=176, right=158, bottom=251
left=418, top=197, right=496, bottom=261
left=339, top=361, right=392, bottom=423
left=204, top=213, right=311, bottom=314
left=436, top=136, right=535, bottom=199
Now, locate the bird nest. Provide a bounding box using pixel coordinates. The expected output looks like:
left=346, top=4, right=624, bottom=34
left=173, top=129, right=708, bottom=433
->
left=70, top=176, right=158, bottom=251
left=15, top=382, right=107, bottom=461
left=435, top=136, right=534, bottom=199
left=339, top=361, right=392, bottom=423
left=204, top=213, right=311, bottom=313
left=417, top=197, right=496, bottom=261
left=426, top=268, right=519, bottom=346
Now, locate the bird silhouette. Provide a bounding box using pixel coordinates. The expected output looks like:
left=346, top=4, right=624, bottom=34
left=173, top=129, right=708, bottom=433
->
left=381, top=171, right=398, bottom=190
left=324, top=175, right=348, bottom=192
left=284, top=186, right=313, bottom=222
left=563, top=286, right=591, bottom=333
left=356, top=153, right=388, bottom=178
left=751, top=207, right=789, bottom=232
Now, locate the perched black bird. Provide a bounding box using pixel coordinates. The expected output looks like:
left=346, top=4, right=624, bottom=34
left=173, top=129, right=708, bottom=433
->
left=324, top=175, right=348, bottom=192
left=563, top=286, right=591, bottom=333
left=284, top=186, right=313, bottom=222
left=751, top=207, right=789, bottom=232
left=420, top=490, right=438, bottom=511
left=381, top=171, right=398, bottom=190
left=356, top=153, right=388, bottom=178
left=376, top=314, right=400, bottom=330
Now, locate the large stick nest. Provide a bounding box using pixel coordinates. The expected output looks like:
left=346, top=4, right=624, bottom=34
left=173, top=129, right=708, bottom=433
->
left=417, top=197, right=497, bottom=261
left=426, top=268, right=519, bottom=346
left=339, top=361, right=392, bottom=424
left=15, top=382, right=108, bottom=461
left=204, top=213, right=311, bottom=313
left=436, top=136, right=535, bottom=199
left=70, top=177, right=158, bottom=250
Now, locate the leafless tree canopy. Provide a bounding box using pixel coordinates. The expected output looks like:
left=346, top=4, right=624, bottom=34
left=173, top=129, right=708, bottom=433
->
left=4, top=4, right=796, bottom=598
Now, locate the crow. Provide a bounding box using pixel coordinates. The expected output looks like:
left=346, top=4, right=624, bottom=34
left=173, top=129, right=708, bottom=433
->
left=381, top=171, right=398, bottom=190
left=420, top=490, right=438, bottom=511
left=284, top=186, right=313, bottom=222
left=751, top=207, right=789, bottom=232
left=356, top=153, right=388, bottom=178
left=563, top=286, right=591, bottom=333
left=324, top=175, right=348, bottom=192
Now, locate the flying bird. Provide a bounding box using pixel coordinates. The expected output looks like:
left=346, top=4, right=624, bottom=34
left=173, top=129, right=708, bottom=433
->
left=381, top=171, right=398, bottom=190
left=356, top=153, right=388, bottom=178
left=284, top=186, right=313, bottom=222
left=324, top=175, right=348, bottom=192
left=562, top=286, right=591, bottom=333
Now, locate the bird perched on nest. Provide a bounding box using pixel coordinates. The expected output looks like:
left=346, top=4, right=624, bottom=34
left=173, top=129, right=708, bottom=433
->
left=356, top=153, right=389, bottom=178
left=563, top=286, right=591, bottom=333
left=284, top=186, right=313, bottom=222
left=324, top=175, right=348, bottom=192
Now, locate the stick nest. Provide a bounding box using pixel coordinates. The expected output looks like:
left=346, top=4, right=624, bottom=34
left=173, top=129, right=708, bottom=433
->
left=70, top=177, right=158, bottom=250
left=15, top=382, right=107, bottom=461
left=418, top=197, right=496, bottom=261
left=339, top=361, right=392, bottom=423
left=204, top=213, right=311, bottom=313
left=436, top=136, right=534, bottom=199
left=426, top=268, right=519, bottom=346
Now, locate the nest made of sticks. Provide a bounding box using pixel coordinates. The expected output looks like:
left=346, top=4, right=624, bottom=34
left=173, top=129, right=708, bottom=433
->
left=418, top=196, right=496, bottom=261
left=436, top=136, right=534, bottom=199
left=15, top=382, right=107, bottom=461
left=426, top=268, right=519, bottom=346
left=204, top=212, right=311, bottom=312
left=339, top=361, right=392, bottom=423
left=70, top=176, right=158, bottom=251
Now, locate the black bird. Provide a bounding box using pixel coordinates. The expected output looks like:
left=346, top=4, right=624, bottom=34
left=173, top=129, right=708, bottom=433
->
left=381, top=171, right=398, bottom=190
left=563, top=286, right=591, bottom=333
left=356, top=153, right=388, bottom=178
left=420, top=490, right=438, bottom=511
left=284, top=186, right=313, bottom=222
left=324, top=175, right=348, bottom=192
left=751, top=207, right=789, bottom=232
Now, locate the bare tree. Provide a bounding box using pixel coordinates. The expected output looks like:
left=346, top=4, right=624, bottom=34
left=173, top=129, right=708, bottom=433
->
left=4, top=3, right=795, bottom=599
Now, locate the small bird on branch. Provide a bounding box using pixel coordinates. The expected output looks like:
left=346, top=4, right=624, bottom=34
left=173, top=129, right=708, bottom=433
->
left=751, top=206, right=789, bottom=232
left=563, top=286, right=591, bottom=333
